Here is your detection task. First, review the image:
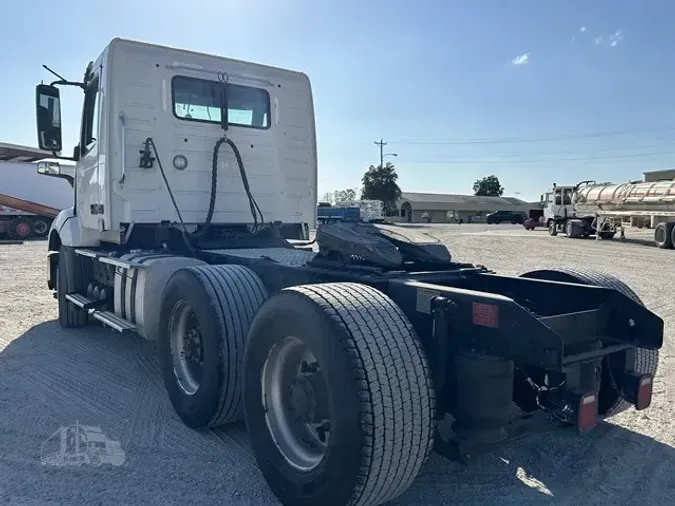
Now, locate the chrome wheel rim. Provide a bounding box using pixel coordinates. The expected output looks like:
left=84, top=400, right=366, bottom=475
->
left=33, top=220, right=48, bottom=235
left=261, top=336, right=331, bottom=472
left=169, top=301, right=203, bottom=396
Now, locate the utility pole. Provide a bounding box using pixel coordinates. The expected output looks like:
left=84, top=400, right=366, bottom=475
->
left=374, top=138, right=387, bottom=168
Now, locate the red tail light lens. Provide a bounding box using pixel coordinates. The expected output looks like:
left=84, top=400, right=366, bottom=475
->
left=577, top=392, right=598, bottom=432
left=636, top=375, right=653, bottom=410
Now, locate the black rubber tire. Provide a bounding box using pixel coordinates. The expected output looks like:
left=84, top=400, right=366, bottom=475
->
left=159, top=264, right=267, bottom=429
left=548, top=221, right=558, bottom=236
left=671, top=222, right=675, bottom=249
left=654, top=222, right=674, bottom=249
left=8, top=217, right=33, bottom=240
left=519, top=267, right=659, bottom=418
left=32, top=218, right=50, bottom=238
left=564, top=220, right=575, bottom=238
left=57, top=247, right=88, bottom=328
left=243, top=282, right=435, bottom=506
left=598, top=231, right=616, bottom=240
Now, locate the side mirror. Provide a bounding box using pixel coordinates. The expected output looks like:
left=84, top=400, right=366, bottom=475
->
left=37, top=161, right=61, bottom=176
left=35, top=84, right=63, bottom=152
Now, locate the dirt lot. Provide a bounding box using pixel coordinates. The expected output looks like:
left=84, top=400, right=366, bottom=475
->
left=1, top=226, right=674, bottom=505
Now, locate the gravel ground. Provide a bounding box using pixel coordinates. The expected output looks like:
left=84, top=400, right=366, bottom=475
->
left=1, top=226, right=674, bottom=505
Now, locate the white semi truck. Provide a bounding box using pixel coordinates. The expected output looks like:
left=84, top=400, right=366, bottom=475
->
left=543, top=180, right=675, bottom=248
left=0, top=145, right=74, bottom=239
left=32, top=38, right=663, bottom=506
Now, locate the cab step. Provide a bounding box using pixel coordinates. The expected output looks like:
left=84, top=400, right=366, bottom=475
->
left=65, top=293, right=136, bottom=333
left=65, top=293, right=106, bottom=311
left=92, top=311, right=136, bottom=333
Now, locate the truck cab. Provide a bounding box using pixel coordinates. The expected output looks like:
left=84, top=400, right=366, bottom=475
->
left=542, top=184, right=576, bottom=225
left=35, top=38, right=318, bottom=256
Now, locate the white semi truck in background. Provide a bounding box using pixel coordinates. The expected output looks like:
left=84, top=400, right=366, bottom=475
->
left=0, top=143, right=73, bottom=239
left=542, top=179, right=675, bottom=248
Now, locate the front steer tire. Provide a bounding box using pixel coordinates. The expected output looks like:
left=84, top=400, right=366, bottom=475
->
left=243, top=282, right=436, bottom=506
left=159, top=264, right=268, bottom=429
left=519, top=267, right=659, bottom=418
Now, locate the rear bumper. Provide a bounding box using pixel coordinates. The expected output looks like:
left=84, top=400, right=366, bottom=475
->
left=386, top=273, right=663, bottom=372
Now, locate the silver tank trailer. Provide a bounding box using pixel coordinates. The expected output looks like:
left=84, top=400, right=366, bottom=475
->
left=574, top=179, right=675, bottom=214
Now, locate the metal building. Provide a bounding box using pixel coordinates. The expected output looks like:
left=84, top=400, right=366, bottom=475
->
left=395, top=192, right=535, bottom=223
left=644, top=169, right=675, bottom=182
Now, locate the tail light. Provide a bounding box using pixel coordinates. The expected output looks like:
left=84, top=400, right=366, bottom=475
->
left=623, top=372, right=654, bottom=411
left=577, top=392, right=598, bottom=433
left=636, top=375, right=653, bottom=410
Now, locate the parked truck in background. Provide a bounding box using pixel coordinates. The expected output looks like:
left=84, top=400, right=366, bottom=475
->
left=0, top=144, right=73, bottom=239
left=542, top=180, right=675, bottom=248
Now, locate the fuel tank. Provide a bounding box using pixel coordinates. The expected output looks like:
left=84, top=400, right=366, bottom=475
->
left=574, top=179, right=675, bottom=214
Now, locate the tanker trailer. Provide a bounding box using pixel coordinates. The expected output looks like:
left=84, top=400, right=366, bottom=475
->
left=571, top=179, right=675, bottom=248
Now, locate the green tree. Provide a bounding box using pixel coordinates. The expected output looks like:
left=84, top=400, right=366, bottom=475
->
left=473, top=175, right=504, bottom=197
left=321, top=188, right=357, bottom=204
left=361, top=163, right=402, bottom=214
left=333, top=188, right=357, bottom=204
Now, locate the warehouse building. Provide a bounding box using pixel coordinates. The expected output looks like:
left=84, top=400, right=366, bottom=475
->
left=394, top=192, right=535, bottom=223
left=644, top=168, right=675, bottom=182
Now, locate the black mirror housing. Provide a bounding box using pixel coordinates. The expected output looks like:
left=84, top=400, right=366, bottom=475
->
left=35, top=84, right=63, bottom=152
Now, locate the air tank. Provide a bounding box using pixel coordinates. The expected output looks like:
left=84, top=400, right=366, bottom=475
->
left=573, top=179, right=675, bottom=214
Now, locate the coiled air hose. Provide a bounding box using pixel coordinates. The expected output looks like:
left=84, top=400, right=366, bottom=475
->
left=145, top=133, right=265, bottom=254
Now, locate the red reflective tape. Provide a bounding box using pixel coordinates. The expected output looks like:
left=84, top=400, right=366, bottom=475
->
left=472, top=302, right=499, bottom=328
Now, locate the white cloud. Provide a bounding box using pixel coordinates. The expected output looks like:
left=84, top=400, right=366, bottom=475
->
left=580, top=26, right=586, bottom=32
left=608, top=29, right=624, bottom=47
left=571, top=35, right=576, bottom=43
left=594, top=35, right=604, bottom=45
left=511, top=53, right=530, bottom=66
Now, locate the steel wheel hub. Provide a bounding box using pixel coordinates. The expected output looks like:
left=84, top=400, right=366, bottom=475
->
left=169, top=301, right=204, bottom=395
left=261, top=336, right=331, bottom=472
left=16, top=222, right=30, bottom=237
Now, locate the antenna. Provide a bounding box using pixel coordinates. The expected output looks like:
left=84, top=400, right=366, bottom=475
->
left=42, top=65, right=67, bottom=82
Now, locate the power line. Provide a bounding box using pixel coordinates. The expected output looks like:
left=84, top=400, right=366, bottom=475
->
left=388, top=126, right=675, bottom=145
left=397, top=150, right=675, bottom=165
left=402, top=142, right=675, bottom=160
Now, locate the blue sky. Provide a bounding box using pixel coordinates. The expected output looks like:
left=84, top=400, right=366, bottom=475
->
left=2, top=0, right=675, bottom=201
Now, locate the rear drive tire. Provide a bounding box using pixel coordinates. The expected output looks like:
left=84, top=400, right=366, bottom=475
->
left=243, top=282, right=435, bottom=506
left=654, top=222, right=674, bottom=249
left=57, top=246, right=88, bottom=328
left=8, top=217, right=32, bottom=240
left=519, top=268, right=659, bottom=418
left=159, top=264, right=267, bottom=428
